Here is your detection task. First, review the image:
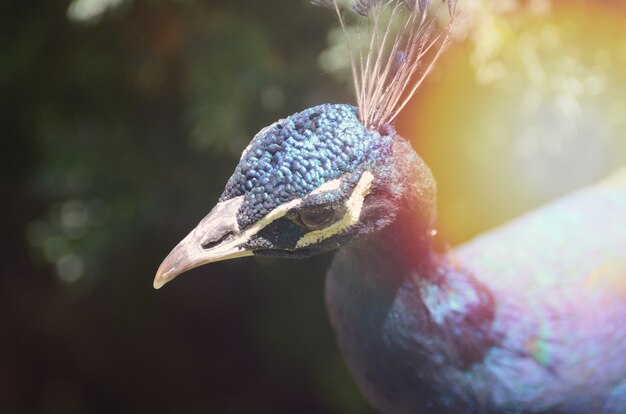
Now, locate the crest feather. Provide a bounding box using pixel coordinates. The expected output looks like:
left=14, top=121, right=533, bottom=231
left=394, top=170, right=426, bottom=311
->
left=311, top=0, right=457, bottom=130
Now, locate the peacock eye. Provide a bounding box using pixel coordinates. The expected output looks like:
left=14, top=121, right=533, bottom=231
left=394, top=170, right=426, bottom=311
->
left=294, top=208, right=340, bottom=230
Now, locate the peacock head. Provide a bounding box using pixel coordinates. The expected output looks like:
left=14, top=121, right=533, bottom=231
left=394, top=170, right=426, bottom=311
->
left=154, top=104, right=405, bottom=289
left=154, top=0, right=455, bottom=288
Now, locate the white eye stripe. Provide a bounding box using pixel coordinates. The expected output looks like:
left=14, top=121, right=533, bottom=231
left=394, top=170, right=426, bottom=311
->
left=241, top=171, right=373, bottom=249
left=310, top=178, right=342, bottom=195
left=242, top=197, right=302, bottom=238
left=295, top=171, right=374, bottom=249
left=240, top=179, right=338, bottom=238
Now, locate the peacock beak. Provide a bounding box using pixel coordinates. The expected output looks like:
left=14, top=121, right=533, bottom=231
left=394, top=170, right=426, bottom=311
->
left=153, top=196, right=254, bottom=289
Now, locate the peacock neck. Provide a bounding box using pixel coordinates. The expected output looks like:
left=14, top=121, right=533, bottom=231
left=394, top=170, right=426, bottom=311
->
left=345, top=135, right=442, bottom=289
left=326, top=138, right=496, bottom=412
left=356, top=137, right=495, bottom=357
left=345, top=193, right=496, bottom=362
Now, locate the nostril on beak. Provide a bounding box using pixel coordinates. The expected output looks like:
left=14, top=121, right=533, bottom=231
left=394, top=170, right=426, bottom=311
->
left=201, top=231, right=235, bottom=250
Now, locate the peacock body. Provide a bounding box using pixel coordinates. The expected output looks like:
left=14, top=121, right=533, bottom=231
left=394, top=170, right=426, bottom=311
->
left=155, top=1, right=626, bottom=412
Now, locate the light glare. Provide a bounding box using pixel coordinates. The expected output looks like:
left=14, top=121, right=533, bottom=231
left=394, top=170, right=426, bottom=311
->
left=67, top=0, right=127, bottom=23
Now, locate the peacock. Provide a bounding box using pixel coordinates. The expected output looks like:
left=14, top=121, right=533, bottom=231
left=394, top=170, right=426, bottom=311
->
left=154, top=1, right=626, bottom=412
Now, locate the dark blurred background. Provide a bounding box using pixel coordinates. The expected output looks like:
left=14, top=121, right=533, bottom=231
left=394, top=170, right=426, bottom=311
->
left=3, top=0, right=626, bottom=413
left=1, top=0, right=370, bottom=413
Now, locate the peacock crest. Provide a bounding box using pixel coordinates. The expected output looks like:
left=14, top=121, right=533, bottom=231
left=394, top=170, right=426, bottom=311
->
left=311, top=0, right=457, bottom=131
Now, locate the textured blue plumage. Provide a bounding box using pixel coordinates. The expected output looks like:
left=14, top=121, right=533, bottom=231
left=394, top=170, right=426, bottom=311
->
left=219, top=104, right=392, bottom=228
